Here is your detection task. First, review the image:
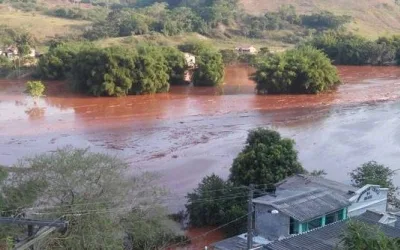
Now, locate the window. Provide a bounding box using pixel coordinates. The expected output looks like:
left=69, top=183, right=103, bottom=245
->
left=307, top=217, right=322, bottom=230
left=325, top=211, right=338, bottom=225
left=289, top=217, right=299, bottom=234
left=325, top=208, right=347, bottom=225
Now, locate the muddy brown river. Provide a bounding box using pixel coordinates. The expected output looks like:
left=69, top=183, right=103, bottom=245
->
left=1, top=65, right=400, bottom=203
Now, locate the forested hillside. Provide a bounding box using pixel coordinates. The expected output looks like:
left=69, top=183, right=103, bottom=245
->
left=241, top=0, right=400, bottom=38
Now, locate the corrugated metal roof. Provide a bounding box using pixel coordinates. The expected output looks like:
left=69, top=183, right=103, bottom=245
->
left=265, top=214, right=400, bottom=250
left=253, top=188, right=351, bottom=222
left=276, top=175, right=356, bottom=198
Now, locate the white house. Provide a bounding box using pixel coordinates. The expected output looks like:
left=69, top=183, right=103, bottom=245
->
left=235, top=45, right=257, bottom=54
left=184, top=53, right=196, bottom=68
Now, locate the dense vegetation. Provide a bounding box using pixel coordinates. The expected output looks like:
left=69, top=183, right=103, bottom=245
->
left=186, top=128, right=305, bottom=235
left=252, top=46, right=340, bottom=94
left=350, top=161, right=399, bottom=206
left=309, top=32, right=400, bottom=65
left=192, top=50, right=224, bottom=86
left=36, top=42, right=197, bottom=96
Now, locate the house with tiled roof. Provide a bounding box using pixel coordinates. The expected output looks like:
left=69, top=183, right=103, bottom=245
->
left=212, top=174, right=391, bottom=250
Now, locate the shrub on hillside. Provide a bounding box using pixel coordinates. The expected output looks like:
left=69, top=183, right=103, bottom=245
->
left=301, top=11, right=351, bottom=30
left=252, top=46, right=340, bottom=94
left=309, top=32, right=398, bottom=65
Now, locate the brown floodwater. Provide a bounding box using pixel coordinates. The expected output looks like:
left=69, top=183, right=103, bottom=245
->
left=1, top=65, right=400, bottom=206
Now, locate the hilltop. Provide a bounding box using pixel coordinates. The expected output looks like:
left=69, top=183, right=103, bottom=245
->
left=240, top=0, right=400, bottom=38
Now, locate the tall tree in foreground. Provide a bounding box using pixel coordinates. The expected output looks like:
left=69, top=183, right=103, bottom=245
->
left=230, top=128, right=305, bottom=186
left=349, top=161, right=398, bottom=205
left=2, top=147, right=182, bottom=249
left=185, top=174, right=247, bottom=236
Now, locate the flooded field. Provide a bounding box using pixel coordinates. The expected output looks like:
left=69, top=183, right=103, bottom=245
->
left=1, top=65, right=400, bottom=200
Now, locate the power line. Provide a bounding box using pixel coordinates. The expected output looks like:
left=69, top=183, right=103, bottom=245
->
left=0, top=188, right=250, bottom=215
left=1, top=194, right=250, bottom=216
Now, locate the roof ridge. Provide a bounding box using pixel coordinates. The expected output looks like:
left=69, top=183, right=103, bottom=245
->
left=269, top=219, right=348, bottom=243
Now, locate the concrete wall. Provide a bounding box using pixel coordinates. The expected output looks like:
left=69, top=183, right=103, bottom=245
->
left=254, top=204, right=290, bottom=241
left=348, top=186, right=388, bottom=217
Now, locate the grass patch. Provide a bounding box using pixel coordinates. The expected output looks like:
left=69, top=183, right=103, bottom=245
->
left=95, top=32, right=292, bottom=52
left=0, top=9, right=90, bottom=43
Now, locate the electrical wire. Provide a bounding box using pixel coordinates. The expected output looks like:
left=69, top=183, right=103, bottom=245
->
left=0, top=187, right=250, bottom=214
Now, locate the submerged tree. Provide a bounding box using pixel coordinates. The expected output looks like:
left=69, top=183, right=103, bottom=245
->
left=25, top=80, right=45, bottom=97
left=192, top=50, right=224, bottom=86
left=252, top=46, right=340, bottom=94
left=72, top=47, right=136, bottom=96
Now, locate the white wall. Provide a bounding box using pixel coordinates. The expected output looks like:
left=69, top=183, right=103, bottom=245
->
left=348, top=185, right=388, bottom=217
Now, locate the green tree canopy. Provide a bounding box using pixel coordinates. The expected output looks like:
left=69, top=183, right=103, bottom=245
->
left=25, top=80, right=45, bottom=97
left=349, top=161, right=398, bottom=205
left=192, top=50, right=224, bottom=86
left=161, top=46, right=187, bottom=84
left=71, top=46, right=136, bottom=96
left=341, top=220, right=400, bottom=250
left=252, top=46, right=340, bottom=94
left=230, top=128, right=304, bottom=186
left=36, top=42, right=91, bottom=80
left=130, top=45, right=170, bottom=94
left=185, top=174, right=247, bottom=235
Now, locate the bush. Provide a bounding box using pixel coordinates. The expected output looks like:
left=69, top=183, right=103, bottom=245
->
left=252, top=46, right=340, bottom=94
left=178, top=40, right=214, bottom=56
left=220, top=49, right=239, bottom=65
left=25, top=81, right=45, bottom=97
left=186, top=174, right=247, bottom=235
left=71, top=47, right=136, bottom=96
left=309, top=32, right=397, bottom=65
left=48, top=7, right=109, bottom=22
left=36, top=42, right=91, bottom=80
left=192, top=50, right=224, bottom=86
left=301, top=11, right=351, bottom=30
left=161, top=46, right=187, bottom=84
left=71, top=44, right=171, bottom=96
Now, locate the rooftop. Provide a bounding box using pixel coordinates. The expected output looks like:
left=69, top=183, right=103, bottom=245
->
left=253, top=175, right=354, bottom=222
left=265, top=211, right=400, bottom=250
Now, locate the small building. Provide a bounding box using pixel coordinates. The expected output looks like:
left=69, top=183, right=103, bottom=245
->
left=235, top=45, right=257, bottom=54
left=184, top=53, right=196, bottom=68
left=265, top=211, right=400, bottom=250
left=1, top=46, right=36, bottom=58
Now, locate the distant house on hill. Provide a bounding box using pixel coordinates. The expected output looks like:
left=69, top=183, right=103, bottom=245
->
left=184, top=53, right=196, bottom=68
left=235, top=45, right=257, bottom=54
left=1, top=46, right=36, bottom=59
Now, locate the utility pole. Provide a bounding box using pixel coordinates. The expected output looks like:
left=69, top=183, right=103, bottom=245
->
left=247, top=184, right=254, bottom=250
left=0, top=217, right=68, bottom=250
